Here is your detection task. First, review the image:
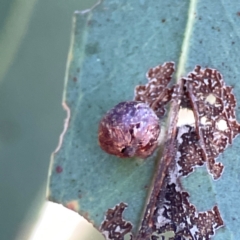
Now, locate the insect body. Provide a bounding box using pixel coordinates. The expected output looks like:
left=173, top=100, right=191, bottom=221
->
left=98, top=101, right=160, bottom=158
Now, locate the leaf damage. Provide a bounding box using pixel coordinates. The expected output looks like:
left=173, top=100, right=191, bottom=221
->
left=100, top=62, right=240, bottom=240
left=100, top=202, right=133, bottom=240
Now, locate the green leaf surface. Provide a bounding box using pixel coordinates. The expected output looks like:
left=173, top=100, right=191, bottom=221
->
left=48, top=0, right=240, bottom=239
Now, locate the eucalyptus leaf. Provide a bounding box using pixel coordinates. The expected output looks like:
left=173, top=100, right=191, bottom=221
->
left=48, top=0, right=240, bottom=239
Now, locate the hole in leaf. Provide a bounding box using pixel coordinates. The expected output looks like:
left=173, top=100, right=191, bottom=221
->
left=216, top=119, right=228, bottom=131
left=177, top=108, right=195, bottom=126
left=205, top=93, right=216, bottom=105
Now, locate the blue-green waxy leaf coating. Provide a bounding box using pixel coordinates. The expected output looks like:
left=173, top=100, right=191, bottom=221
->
left=48, top=0, right=240, bottom=239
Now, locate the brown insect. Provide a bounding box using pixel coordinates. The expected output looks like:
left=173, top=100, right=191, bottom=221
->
left=98, top=101, right=160, bottom=158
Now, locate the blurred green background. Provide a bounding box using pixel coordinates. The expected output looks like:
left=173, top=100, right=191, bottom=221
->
left=0, top=0, right=97, bottom=239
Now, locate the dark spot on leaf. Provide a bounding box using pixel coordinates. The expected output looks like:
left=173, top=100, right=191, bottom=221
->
left=56, top=166, right=63, bottom=173
left=73, top=77, right=77, bottom=82
left=161, top=19, right=166, bottom=23
left=85, top=42, right=99, bottom=55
